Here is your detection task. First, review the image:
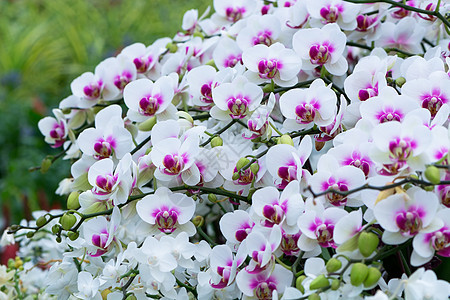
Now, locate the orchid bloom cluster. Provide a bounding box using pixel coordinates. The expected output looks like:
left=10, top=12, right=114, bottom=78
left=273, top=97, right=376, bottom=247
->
left=3, top=0, right=450, bottom=299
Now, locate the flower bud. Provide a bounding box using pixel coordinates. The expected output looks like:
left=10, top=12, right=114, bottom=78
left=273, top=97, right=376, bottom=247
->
left=208, top=193, right=217, bottom=203
left=326, top=258, right=342, bottom=273
left=278, top=134, right=294, bottom=146
left=309, top=274, right=329, bottom=290
left=26, top=231, right=34, bottom=238
left=364, top=267, right=381, bottom=287
left=350, top=263, right=369, bottom=286
left=67, top=191, right=80, bottom=210
left=232, top=172, right=240, bottom=181
left=166, top=42, right=178, bottom=53
left=14, top=257, right=23, bottom=269
left=358, top=232, right=379, bottom=257
left=176, top=111, right=194, bottom=124
left=10, top=224, right=20, bottom=231
left=40, top=158, right=52, bottom=174
left=68, top=231, right=79, bottom=241
left=395, top=77, right=406, bottom=88
left=52, top=224, right=61, bottom=234
left=8, top=258, right=15, bottom=269
left=56, top=236, right=62, bottom=243
left=36, top=216, right=47, bottom=227
left=308, top=293, right=320, bottom=300
left=125, top=294, right=137, bottom=300
left=424, top=165, right=441, bottom=185
left=236, top=157, right=250, bottom=170
left=295, top=275, right=306, bottom=293
left=145, top=147, right=152, bottom=155
left=263, top=84, right=274, bottom=93
left=192, top=215, right=204, bottom=227
left=424, top=185, right=435, bottom=191
left=250, top=162, right=260, bottom=175
left=60, top=213, right=77, bottom=231
left=211, top=136, right=223, bottom=147
left=138, top=116, right=157, bottom=132
left=331, top=278, right=340, bottom=290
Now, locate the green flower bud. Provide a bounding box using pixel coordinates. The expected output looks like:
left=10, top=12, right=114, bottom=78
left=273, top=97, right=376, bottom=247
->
left=331, top=278, right=340, bottom=290
left=358, top=232, right=379, bottom=257
left=138, top=116, right=157, bottom=131
left=68, top=231, right=79, bottom=241
left=40, top=158, right=52, bottom=174
left=395, top=77, right=406, bottom=88
left=326, top=258, right=342, bottom=273
left=125, top=294, right=137, bottom=300
left=193, top=31, right=204, bottom=39
left=424, top=185, right=435, bottom=191
left=236, top=157, right=250, bottom=170
left=52, top=224, right=61, bottom=234
left=424, top=165, right=441, bottom=185
left=36, top=216, right=47, bottom=227
left=67, top=191, right=81, bottom=210
left=250, top=162, right=260, bottom=175
left=145, top=147, right=152, bottom=155
left=308, top=293, right=320, bottom=300
left=232, top=172, right=240, bottom=181
left=350, top=263, right=369, bottom=286
left=166, top=42, right=178, bottom=53
left=364, top=267, right=381, bottom=287
left=309, top=274, right=329, bottom=290
left=208, top=193, right=217, bottom=203
left=56, top=236, right=62, bottom=243
left=60, top=213, right=77, bottom=231
left=26, top=231, right=34, bottom=239
left=278, top=134, right=294, bottom=146
left=211, top=136, right=223, bottom=147
left=10, top=224, right=20, bottom=231
left=8, top=258, right=15, bottom=269
left=192, top=215, right=204, bottom=227
left=295, top=275, right=306, bottom=293
left=262, top=84, right=274, bottom=93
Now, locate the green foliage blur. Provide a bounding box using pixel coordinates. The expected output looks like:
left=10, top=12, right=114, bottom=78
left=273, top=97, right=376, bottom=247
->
left=0, top=0, right=210, bottom=224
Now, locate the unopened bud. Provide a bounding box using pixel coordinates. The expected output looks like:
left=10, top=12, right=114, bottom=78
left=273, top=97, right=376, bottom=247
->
left=193, top=31, right=204, bottom=39
left=26, top=231, right=34, bottom=239
left=138, top=116, right=157, bottom=132
left=211, top=136, right=223, bottom=147
left=232, top=172, right=240, bottom=181
left=40, top=158, right=52, bottom=174
left=350, top=263, right=369, bottom=286
left=8, top=258, right=15, bottom=269
left=176, top=111, right=194, bottom=124
left=52, top=224, right=61, bottom=234
left=236, top=157, right=250, bottom=170
left=166, top=42, right=178, bottom=53
left=208, top=193, right=217, bottom=203
left=125, top=295, right=137, bottom=300
left=278, top=134, right=294, bottom=146
left=331, top=278, right=340, bottom=290
left=192, top=215, right=204, bottom=227
left=68, top=231, right=79, bottom=241
left=248, top=187, right=257, bottom=199
left=309, top=274, right=329, bottom=290
left=424, top=185, right=435, bottom=191
left=67, top=191, right=80, bottom=210
left=60, top=213, right=77, bottom=231
left=424, top=165, right=441, bottom=185
left=10, top=224, right=20, bottom=231
left=250, top=162, right=259, bottom=175
left=326, top=258, right=342, bottom=273
left=56, top=236, right=62, bottom=243
left=295, top=275, right=306, bottom=293
left=395, top=77, right=406, bottom=87
left=308, top=293, right=320, bottom=300
left=14, top=257, right=23, bottom=269
left=358, top=232, right=379, bottom=257
left=262, top=83, right=274, bottom=93
left=364, top=267, right=381, bottom=287
left=36, top=216, right=47, bottom=227
left=145, top=147, right=152, bottom=155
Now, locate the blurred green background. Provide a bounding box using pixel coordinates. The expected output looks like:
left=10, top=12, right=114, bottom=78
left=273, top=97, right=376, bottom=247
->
left=0, top=0, right=210, bottom=225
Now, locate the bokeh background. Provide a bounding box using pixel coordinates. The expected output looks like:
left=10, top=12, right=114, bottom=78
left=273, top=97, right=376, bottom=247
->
left=0, top=0, right=209, bottom=226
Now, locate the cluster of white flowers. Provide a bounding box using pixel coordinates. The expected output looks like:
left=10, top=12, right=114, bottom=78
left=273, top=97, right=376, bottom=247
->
left=3, top=0, right=450, bottom=299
